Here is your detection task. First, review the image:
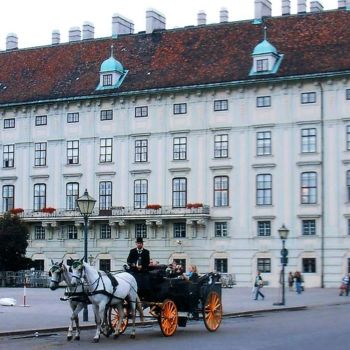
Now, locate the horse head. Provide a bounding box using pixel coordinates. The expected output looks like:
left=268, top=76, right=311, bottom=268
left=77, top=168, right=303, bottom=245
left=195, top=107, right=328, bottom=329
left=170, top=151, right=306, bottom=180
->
left=49, top=260, right=64, bottom=290
left=71, top=258, right=85, bottom=286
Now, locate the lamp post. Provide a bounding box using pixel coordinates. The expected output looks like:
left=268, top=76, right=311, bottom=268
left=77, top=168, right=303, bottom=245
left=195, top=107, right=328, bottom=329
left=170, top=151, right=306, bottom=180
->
left=76, top=189, right=96, bottom=321
left=274, top=224, right=289, bottom=306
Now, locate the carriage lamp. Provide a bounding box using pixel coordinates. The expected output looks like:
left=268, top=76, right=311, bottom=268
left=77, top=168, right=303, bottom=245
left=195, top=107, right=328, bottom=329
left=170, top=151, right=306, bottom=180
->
left=76, top=189, right=96, bottom=321
left=274, top=224, right=289, bottom=306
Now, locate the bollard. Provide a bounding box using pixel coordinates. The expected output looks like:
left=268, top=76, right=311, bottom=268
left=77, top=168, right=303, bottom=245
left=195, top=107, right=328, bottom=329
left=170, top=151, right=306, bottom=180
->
left=23, top=283, right=27, bottom=306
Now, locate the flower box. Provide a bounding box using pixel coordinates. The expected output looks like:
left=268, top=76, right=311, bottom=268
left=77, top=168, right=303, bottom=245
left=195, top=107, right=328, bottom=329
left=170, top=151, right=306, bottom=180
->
left=186, top=203, right=203, bottom=209
left=10, top=208, right=24, bottom=215
left=146, top=204, right=162, bottom=210
left=41, top=207, right=56, bottom=214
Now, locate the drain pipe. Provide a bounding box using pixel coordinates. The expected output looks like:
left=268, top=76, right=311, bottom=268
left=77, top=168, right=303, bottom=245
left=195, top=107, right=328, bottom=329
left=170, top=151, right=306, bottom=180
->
left=318, top=81, right=325, bottom=288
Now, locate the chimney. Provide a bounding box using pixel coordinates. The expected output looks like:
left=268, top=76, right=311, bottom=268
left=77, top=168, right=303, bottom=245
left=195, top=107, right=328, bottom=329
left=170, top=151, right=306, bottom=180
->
left=69, top=27, right=81, bottom=42
left=282, top=0, right=291, bottom=15
left=146, top=9, right=166, bottom=34
left=297, top=0, right=307, bottom=14
left=338, top=0, right=346, bottom=8
left=310, top=1, right=324, bottom=12
left=52, top=30, right=60, bottom=45
left=254, top=0, right=272, bottom=19
left=82, top=22, right=94, bottom=40
left=220, top=7, right=229, bottom=22
left=6, top=33, right=18, bottom=50
left=197, top=10, right=207, bottom=25
left=112, top=14, right=134, bottom=37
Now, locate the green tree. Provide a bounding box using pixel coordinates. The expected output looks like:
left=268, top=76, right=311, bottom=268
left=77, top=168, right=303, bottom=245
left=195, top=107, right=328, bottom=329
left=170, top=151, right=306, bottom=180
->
left=0, top=212, right=31, bottom=271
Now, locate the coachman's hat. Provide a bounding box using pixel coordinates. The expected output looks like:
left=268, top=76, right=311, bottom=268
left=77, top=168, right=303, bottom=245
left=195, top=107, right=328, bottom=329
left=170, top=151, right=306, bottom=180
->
left=136, top=237, right=144, bottom=243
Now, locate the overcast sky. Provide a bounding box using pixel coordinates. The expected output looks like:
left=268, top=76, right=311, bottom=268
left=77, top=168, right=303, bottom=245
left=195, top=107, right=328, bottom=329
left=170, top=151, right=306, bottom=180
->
left=0, top=0, right=340, bottom=49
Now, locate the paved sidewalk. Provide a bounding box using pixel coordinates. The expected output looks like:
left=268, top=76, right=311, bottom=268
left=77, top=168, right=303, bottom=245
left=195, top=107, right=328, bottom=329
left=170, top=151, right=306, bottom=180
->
left=0, top=286, right=349, bottom=336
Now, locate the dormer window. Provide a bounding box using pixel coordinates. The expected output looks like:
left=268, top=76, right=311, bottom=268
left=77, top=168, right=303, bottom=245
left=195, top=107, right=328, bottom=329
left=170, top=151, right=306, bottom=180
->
left=96, top=46, right=128, bottom=91
left=103, top=74, right=113, bottom=87
left=256, top=59, right=269, bottom=72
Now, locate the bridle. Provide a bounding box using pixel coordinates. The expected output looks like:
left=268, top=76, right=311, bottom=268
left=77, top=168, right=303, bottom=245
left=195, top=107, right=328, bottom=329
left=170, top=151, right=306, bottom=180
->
left=50, top=263, right=63, bottom=285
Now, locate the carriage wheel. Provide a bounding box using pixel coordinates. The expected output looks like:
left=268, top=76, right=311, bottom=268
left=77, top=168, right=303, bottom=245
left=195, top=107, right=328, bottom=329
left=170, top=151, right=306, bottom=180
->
left=159, top=299, right=178, bottom=337
left=108, top=305, right=129, bottom=335
left=203, top=291, right=222, bottom=332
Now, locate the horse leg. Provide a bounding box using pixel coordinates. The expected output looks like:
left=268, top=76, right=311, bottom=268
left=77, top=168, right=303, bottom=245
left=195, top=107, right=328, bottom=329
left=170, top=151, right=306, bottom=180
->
left=136, top=295, right=144, bottom=323
left=129, top=298, right=136, bottom=339
left=72, top=303, right=84, bottom=341
left=113, top=303, right=124, bottom=338
left=67, top=302, right=75, bottom=341
left=92, top=304, right=101, bottom=343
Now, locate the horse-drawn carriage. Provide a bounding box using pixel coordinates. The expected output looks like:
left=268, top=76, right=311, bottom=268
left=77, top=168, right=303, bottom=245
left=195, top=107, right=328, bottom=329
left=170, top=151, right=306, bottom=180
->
left=49, top=260, right=223, bottom=342
left=110, top=265, right=223, bottom=337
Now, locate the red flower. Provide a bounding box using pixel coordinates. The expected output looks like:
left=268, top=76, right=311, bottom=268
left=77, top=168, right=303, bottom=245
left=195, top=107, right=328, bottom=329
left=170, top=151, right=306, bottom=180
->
left=10, top=208, right=24, bottom=215
left=146, top=204, right=161, bottom=210
left=41, top=207, right=56, bottom=214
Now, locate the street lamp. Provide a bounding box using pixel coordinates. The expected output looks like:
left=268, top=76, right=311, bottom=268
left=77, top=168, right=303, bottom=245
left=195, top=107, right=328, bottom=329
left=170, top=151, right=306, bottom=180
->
left=76, top=189, right=96, bottom=321
left=274, top=224, right=289, bottom=306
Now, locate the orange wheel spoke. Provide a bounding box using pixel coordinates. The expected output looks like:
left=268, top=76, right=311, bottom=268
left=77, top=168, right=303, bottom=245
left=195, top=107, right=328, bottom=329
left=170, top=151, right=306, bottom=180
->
left=203, top=292, right=222, bottom=332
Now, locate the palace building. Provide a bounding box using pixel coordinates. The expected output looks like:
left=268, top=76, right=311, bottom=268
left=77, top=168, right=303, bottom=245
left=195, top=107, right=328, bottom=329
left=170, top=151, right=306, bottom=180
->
left=1, top=0, right=350, bottom=287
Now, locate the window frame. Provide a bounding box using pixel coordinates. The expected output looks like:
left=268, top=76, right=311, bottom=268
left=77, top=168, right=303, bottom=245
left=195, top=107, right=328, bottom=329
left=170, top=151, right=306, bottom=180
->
left=4, top=118, right=15, bottom=129
left=257, top=221, right=271, bottom=236
left=67, top=140, right=79, bottom=165
left=214, top=176, right=229, bottom=207
left=100, top=224, right=112, bottom=239
left=66, top=182, right=79, bottom=210
left=67, top=225, right=78, bottom=239
left=256, top=58, right=268, bottom=72
left=34, top=142, right=47, bottom=167
left=99, top=259, right=111, bottom=272
left=302, top=258, right=316, bottom=273
left=33, top=183, right=46, bottom=211
left=134, top=179, right=148, bottom=209
left=301, top=172, right=317, bottom=204
left=173, top=222, right=186, bottom=238
left=34, top=226, right=46, bottom=240
left=135, top=106, right=148, bottom=118
left=35, top=115, right=47, bottom=126
left=135, top=223, right=147, bottom=239
left=100, top=138, right=113, bottom=163
left=173, top=137, right=187, bottom=160
left=100, top=109, right=113, bottom=121
left=214, top=258, right=228, bottom=273
left=215, top=222, right=228, bottom=237
left=256, top=174, right=272, bottom=206
left=99, top=181, right=112, bottom=210
left=102, top=74, right=112, bottom=86
left=256, top=96, right=271, bottom=108
left=214, top=99, right=228, bottom=111
left=256, top=131, right=272, bottom=156
left=301, top=92, right=316, bottom=104
left=135, top=139, right=148, bottom=163
left=172, top=177, right=187, bottom=208
left=67, top=112, right=79, bottom=123
left=257, top=258, right=271, bottom=273
left=302, top=219, right=316, bottom=236
left=301, top=128, right=317, bottom=153
left=2, top=184, right=14, bottom=212
left=214, top=134, right=228, bottom=158
left=3, top=144, right=14, bottom=168
left=173, top=103, right=187, bottom=115
left=346, top=89, right=350, bottom=100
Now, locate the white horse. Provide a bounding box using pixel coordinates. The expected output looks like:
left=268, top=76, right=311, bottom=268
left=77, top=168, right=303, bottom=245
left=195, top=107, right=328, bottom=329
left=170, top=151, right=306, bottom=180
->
left=49, top=261, right=99, bottom=341
left=71, top=259, right=143, bottom=343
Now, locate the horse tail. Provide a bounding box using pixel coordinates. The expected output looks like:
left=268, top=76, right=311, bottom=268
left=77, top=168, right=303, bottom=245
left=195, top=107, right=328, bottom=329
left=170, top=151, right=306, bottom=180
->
left=136, top=294, right=144, bottom=323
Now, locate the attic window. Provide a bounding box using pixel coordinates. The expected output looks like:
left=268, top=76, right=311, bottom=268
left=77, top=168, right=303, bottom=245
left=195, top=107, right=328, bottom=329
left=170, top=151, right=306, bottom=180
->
left=103, top=74, right=113, bottom=87
left=257, top=59, right=268, bottom=72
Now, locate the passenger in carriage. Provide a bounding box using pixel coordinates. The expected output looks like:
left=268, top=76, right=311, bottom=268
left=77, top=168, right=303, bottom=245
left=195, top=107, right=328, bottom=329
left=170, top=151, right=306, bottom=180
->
left=166, top=260, right=184, bottom=277
left=183, top=264, right=199, bottom=283
left=127, top=237, right=150, bottom=272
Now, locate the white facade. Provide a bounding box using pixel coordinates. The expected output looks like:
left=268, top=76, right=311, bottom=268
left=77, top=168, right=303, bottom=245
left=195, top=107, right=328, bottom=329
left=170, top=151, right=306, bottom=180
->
left=2, top=77, right=350, bottom=287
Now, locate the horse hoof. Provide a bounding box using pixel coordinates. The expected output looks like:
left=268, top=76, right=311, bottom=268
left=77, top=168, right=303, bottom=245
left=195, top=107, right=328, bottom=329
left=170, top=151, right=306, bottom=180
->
left=67, top=336, right=72, bottom=341
left=113, top=333, right=119, bottom=339
left=130, top=334, right=136, bottom=339
left=92, top=338, right=99, bottom=343
left=74, top=336, right=80, bottom=341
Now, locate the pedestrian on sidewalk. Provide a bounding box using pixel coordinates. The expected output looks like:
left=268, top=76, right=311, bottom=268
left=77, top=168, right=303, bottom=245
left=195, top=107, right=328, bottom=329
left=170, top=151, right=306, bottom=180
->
left=288, top=272, right=294, bottom=291
left=294, top=271, right=303, bottom=294
left=253, top=271, right=265, bottom=300
left=339, top=273, right=349, bottom=296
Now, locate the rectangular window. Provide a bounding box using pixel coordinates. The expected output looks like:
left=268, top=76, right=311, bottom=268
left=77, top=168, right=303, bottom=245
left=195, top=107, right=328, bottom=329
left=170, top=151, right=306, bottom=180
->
left=173, top=137, right=187, bottom=160
left=100, top=110, right=113, bottom=121
left=135, top=139, right=148, bottom=162
left=302, top=220, right=316, bottom=236
left=173, top=103, right=187, bottom=115
left=215, top=258, right=228, bottom=273
left=256, top=131, right=271, bottom=156
left=257, top=258, right=271, bottom=273
left=347, top=125, right=350, bottom=150
left=67, top=225, right=78, bottom=239
left=214, top=99, right=228, bottom=111
left=301, top=128, right=317, bottom=153
left=99, top=259, right=111, bottom=272
left=34, top=142, right=47, bottom=166
left=34, top=226, right=45, bottom=240
left=302, top=258, right=316, bottom=273
left=3, top=144, right=14, bottom=168
left=135, top=106, right=148, bottom=118
left=33, top=260, right=45, bottom=271
left=100, top=138, right=112, bottom=163
left=348, top=219, right=350, bottom=236
left=66, top=182, right=79, bottom=210
left=35, top=115, right=47, bottom=126
left=172, top=178, right=187, bottom=208
left=215, top=222, right=228, bottom=237
left=348, top=258, right=350, bottom=273
left=135, top=223, right=147, bottom=239
left=256, top=174, right=272, bottom=205
left=256, top=96, right=271, bottom=107
left=67, top=112, right=79, bottom=123
left=346, top=89, right=350, bottom=100
left=2, top=185, right=14, bottom=212
left=134, top=179, right=148, bottom=209
left=301, top=172, right=317, bottom=204
left=301, top=92, right=316, bottom=104
left=103, top=74, right=112, bottom=86
left=100, top=224, right=111, bottom=239
left=214, top=134, right=228, bottom=158
left=214, top=176, right=229, bottom=207
left=257, top=221, right=271, bottom=236
left=173, top=223, right=186, bottom=238
left=256, top=59, right=268, bottom=72
left=67, top=140, right=79, bottom=164
left=33, top=183, right=46, bottom=211
left=99, top=181, right=112, bottom=210
left=4, top=118, right=15, bottom=129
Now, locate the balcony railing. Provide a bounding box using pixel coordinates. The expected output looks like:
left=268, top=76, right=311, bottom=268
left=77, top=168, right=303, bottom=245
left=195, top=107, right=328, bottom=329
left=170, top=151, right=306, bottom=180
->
left=3, top=205, right=210, bottom=220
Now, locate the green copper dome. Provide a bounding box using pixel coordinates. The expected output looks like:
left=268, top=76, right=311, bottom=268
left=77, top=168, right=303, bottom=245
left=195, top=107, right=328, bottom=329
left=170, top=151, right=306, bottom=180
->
left=253, top=39, right=277, bottom=55
left=100, top=56, right=124, bottom=74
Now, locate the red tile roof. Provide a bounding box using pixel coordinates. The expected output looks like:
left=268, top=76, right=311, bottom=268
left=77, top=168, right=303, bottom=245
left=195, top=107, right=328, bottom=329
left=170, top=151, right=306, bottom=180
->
left=0, top=10, right=350, bottom=105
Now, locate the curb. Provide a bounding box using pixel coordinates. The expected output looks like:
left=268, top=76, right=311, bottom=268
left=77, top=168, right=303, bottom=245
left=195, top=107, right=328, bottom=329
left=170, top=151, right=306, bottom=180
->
left=0, top=306, right=307, bottom=338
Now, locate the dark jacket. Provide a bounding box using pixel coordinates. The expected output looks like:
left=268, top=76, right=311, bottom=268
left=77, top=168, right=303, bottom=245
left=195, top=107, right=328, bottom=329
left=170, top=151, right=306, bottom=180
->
left=127, top=248, right=150, bottom=272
